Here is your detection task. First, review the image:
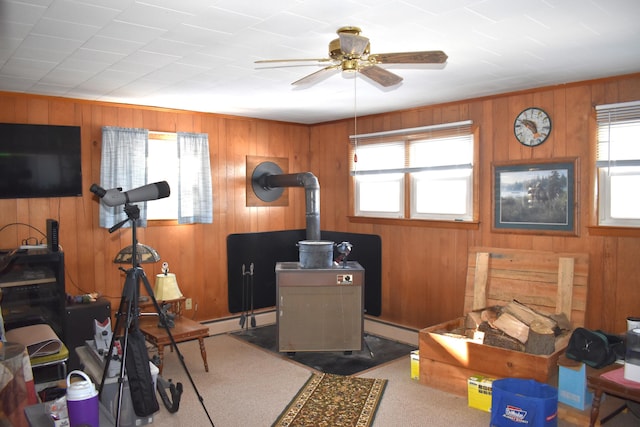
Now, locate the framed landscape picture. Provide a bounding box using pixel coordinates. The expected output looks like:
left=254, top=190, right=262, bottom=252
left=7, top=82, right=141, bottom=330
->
left=493, top=159, right=576, bottom=234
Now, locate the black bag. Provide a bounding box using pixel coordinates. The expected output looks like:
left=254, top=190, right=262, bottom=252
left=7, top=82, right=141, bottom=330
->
left=565, top=327, right=625, bottom=369
left=124, top=328, right=160, bottom=417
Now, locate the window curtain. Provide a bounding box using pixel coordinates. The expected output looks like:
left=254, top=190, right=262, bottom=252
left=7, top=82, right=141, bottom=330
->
left=99, top=127, right=148, bottom=228
left=177, top=132, right=213, bottom=224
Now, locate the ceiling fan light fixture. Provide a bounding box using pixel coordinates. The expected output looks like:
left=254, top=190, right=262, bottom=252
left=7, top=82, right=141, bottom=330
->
left=342, top=59, right=359, bottom=72
left=329, top=38, right=343, bottom=59
left=339, top=33, right=370, bottom=57
left=336, top=26, right=362, bottom=35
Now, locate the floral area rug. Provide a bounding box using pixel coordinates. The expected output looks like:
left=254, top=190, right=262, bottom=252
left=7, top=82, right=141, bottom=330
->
left=272, top=372, right=387, bottom=427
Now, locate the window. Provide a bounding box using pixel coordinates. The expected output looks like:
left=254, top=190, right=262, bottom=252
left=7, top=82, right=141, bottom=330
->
left=147, top=132, right=178, bottom=220
left=353, top=142, right=404, bottom=217
left=596, top=101, right=640, bottom=227
left=99, top=127, right=213, bottom=228
left=350, top=120, right=475, bottom=221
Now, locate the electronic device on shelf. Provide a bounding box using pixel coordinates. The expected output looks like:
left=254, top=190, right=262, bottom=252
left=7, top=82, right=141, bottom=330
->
left=0, top=250, right=66, bottom=340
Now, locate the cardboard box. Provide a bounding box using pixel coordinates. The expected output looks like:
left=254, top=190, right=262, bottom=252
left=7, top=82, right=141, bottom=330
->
left=410, top=350, right=419, bottom=380
left=558, top=361, right=593, bottom=410
left=467, top=375, right=494, bottom=412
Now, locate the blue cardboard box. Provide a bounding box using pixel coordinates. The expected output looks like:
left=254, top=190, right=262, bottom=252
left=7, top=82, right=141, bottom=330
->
left=558, top=362, right=593, bottom=410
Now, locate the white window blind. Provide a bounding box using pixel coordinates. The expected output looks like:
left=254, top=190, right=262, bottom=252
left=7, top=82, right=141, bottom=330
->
left=596, top=101, right=640, bottom=167
left=349, top=120, right=473, bottom=175
left=595, top=100, right=640, bottom=226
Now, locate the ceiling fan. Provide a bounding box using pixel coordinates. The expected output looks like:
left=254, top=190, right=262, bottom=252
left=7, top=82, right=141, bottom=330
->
left=255, top=26, right=448, bottom=88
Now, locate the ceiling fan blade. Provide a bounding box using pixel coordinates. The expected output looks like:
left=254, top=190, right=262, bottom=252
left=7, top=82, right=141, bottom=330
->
left=292, top=65, right=340, bottom=86
left=370, top=50, right=448, bottom=64
left=255, top=58, right=332, bottom=64
left=358, top=66, right=403, bottom=87
left=255, top=64, right=333, bottom=71
left=339, top=33, right=370, bottom=56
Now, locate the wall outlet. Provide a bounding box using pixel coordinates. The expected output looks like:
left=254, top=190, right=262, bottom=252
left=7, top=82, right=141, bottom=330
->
left=185, top=298, right=192, bottom=310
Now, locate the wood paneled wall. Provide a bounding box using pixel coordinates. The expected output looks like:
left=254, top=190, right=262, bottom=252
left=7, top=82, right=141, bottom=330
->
left=1, top=72, right=640, bottom=333
left=0, top=95, right=309, bottom=321
left=310, top=73, right=640, bottom=333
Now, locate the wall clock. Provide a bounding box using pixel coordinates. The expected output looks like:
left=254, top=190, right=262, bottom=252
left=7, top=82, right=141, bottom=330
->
left=514, top=107, right=551, bottom=147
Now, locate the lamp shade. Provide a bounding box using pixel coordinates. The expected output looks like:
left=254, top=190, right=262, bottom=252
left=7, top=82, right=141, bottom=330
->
left=114, top=243, right=161, bottom=264
left=154, top=273, right=183, bottom=301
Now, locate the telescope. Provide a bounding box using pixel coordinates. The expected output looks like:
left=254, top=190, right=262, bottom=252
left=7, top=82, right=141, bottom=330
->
left=90, top=181, right=170, bottom=207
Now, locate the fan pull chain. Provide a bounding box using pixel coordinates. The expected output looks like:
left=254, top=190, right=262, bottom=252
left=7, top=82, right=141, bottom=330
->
left=353, top=75, right=358, bottom=165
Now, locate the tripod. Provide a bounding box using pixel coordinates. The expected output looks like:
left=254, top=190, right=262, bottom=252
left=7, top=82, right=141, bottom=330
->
left=99, top=203, right=214, bottom=427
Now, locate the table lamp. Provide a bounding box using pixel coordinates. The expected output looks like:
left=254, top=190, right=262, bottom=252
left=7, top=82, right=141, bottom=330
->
left=155, top=262, right=183, bottom=301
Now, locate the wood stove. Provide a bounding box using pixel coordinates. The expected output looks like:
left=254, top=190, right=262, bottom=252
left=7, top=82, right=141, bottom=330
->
left=276, top=261, right=364, bottom=353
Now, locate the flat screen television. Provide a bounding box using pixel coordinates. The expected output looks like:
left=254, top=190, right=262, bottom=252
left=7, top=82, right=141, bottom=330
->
left=0, top=123, right=82, bottom=199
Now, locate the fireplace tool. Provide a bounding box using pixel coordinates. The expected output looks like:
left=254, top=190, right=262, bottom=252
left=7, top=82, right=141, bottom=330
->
left=249, top=263, right=256, bottom=328
left=239, top=262, right=256, bottom=330
left=239, top=264, right=247, bottom=329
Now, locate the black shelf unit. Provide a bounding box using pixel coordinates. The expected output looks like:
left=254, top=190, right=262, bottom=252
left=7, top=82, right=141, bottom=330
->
left=0, top=249, right=66, bottom=341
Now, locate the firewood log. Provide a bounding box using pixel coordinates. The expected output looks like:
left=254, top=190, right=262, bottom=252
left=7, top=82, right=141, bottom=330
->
left=549, top=313, right=572, bottom=332
left=525, top=319, right=556, bottom=355
left=466, top=306, right=501, bottom=330
left=503, top=300, right=558, bottom=333
left=465, top=310, right=483, bottom=330
left=493, top=312, right=529, bottom=343
left=478, top=322, right=526, bottom=351
left=480, top=306, right=501, bottom=328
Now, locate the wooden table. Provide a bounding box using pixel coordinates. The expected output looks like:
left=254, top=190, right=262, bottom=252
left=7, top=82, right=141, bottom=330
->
left=587, top=363, right=640, bottom=426
left=138, top=315, right=209, bottom=374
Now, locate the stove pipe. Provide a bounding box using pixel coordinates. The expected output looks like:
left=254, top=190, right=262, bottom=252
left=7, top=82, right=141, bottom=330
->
left=255, top=170, right=320, bottom=241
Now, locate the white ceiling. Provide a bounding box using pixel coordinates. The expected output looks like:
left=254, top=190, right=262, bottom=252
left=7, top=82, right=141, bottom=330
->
left=1, top=0, right=639, bottom=125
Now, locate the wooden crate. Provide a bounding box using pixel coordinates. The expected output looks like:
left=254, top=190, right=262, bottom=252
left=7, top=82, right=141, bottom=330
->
left=419, top=247, right=588, bottom=396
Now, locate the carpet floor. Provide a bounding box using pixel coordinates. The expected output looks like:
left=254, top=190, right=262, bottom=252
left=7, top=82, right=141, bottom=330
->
left=149, top=334, right=640, bottom=427
left=229, top=323, right=416, bottom=375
